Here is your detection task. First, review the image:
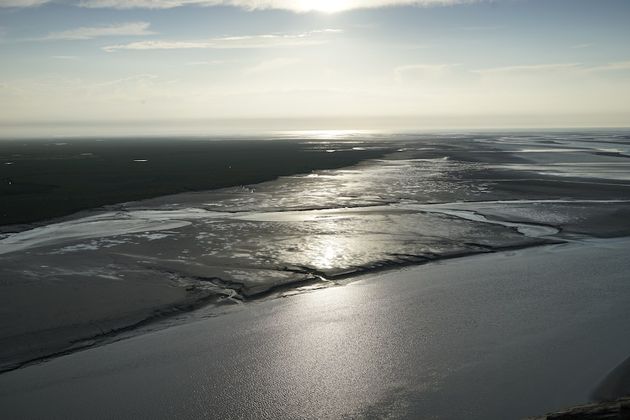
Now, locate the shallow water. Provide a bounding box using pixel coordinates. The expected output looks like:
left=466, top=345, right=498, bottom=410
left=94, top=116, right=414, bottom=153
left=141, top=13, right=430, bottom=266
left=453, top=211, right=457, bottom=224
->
left=2, top=132, right=630, bottom=290
left=3, top=238, right=630, bottom=420
left=1, top=131, right=630, bottom=371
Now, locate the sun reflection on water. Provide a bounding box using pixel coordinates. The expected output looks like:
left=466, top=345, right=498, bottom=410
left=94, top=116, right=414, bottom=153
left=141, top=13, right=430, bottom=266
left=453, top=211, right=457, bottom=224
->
left=299, top=230, right=376, bottom=274
left=312, top=236, right=345, bottom=269
left=275, top=129, right=375, bottom=140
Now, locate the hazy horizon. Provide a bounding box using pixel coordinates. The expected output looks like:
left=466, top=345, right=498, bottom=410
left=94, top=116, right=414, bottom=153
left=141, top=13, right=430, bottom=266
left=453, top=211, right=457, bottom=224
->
left=2, top=114, right=630, bottom=138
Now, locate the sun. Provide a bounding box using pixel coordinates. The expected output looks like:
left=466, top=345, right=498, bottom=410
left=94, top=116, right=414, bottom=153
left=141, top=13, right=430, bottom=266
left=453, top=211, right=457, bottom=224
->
left=298, top=0, right=350, bottom=13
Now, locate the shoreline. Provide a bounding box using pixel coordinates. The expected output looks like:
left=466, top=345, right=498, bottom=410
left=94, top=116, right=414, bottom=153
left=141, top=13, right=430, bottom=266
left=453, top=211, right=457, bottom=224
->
left=0, top=236, right=559, bottom=375
left=2, top=236, right=629, bottom=419
left=3, top=131, right=630, bottom=418
left=1, top=195, right=626, bottom=374
left=1, top=169, right=575, bottom=374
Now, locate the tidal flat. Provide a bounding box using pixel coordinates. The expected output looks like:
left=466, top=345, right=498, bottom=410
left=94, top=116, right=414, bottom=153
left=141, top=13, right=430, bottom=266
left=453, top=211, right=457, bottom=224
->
left=0, top=137, right=387, bottom=228
left=1, top=130, right=630, bottom=418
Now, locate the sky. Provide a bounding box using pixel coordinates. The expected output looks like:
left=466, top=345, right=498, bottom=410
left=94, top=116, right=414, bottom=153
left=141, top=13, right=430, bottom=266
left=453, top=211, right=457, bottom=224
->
left=1, top=0, right=629, bottom=133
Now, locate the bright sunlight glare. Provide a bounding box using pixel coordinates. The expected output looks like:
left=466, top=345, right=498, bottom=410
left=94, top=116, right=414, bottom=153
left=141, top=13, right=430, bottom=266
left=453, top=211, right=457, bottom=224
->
left=298, top=0, right=350, bottom=13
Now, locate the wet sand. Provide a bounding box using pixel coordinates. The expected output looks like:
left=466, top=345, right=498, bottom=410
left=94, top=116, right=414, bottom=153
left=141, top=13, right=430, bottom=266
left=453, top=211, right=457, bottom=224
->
left=0, top=137, right=389, bottom=227
left=0, top=204, right=553, bottom=373
left=1, top=238, right=629, bottom=420
left=2, top=131, right=630, bottom=375
left=0, top=273, right=209, bottom=372
left=1, top=131, right=630, bottom=418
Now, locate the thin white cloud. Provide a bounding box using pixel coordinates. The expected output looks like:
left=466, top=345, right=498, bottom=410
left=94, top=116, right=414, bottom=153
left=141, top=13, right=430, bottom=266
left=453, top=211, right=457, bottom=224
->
left=51, top=55, right=80, bottom=60
left=80, top=0, right=197, bottom=7
left=459, top=24, right=503, bottom=31
left=90, top=73, right=159, bottom=88
left=394, top=44, right=431, bottom=51
left=79, top=0, right=479, bottom=11
left=185, top=60, right=225, bottom=66
left=395, top=63, right=458, bottom=81
left=473, top=63, right=581, bottom=75
left=244, top=57, right=299, bottom=74
left=103, top=29, right=341, bottom=52
left=571, top=43, right=593, bottom=49
left=587, top=61, right=630, bottom=72
left=43, top=22, right=155, bottom=41
left=0, top=0, right=49, bottom=7
left=474, top=61, right=630, bottom=75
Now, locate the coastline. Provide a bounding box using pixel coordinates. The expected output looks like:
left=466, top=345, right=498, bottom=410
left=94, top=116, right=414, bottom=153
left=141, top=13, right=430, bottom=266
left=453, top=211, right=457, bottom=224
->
left=3, top=131, right=630, bottom=378
left=2, top=131, right=630, bottom=418
left=0, top=188, right=569, bottom=374
left=0, top=236, right=557, bottom=375
left=1, top=236, right=629, bottom=419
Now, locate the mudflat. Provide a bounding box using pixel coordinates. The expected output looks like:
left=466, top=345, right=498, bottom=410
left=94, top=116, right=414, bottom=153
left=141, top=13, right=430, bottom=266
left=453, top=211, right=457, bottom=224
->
left=1, top=131, right=630, bottom=419
left=1, top=238, right=630, bottom=420
left=0, top=137, right=389, bottom=227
